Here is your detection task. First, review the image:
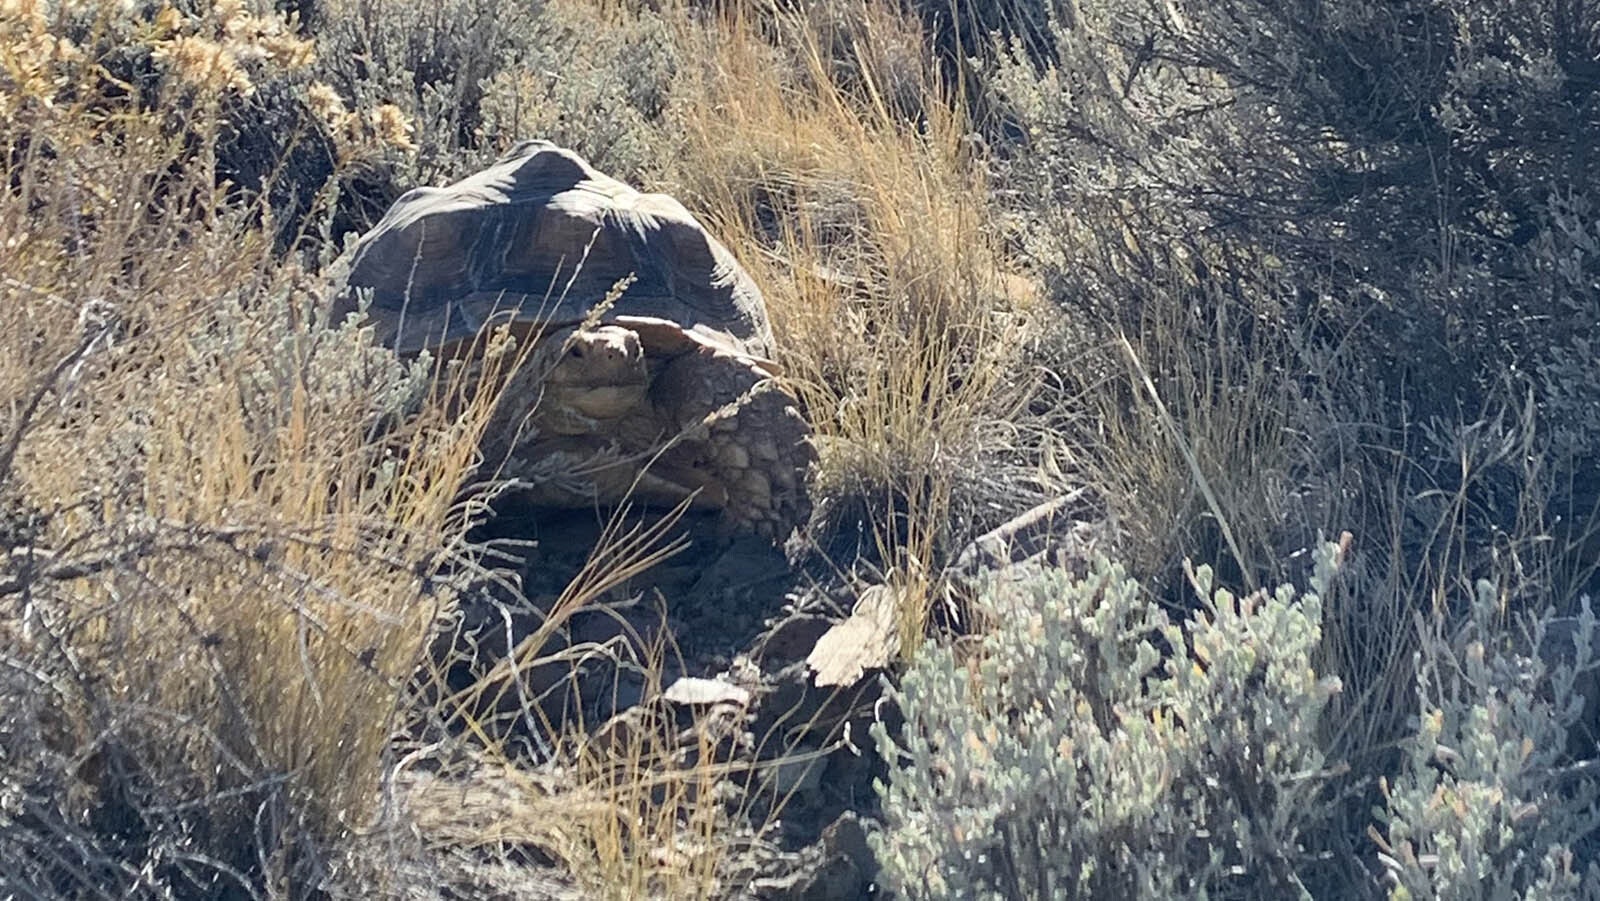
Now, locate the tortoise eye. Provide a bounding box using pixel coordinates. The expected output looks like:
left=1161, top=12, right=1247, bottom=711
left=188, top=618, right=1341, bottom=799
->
left=568, top=345, right=584, bottom=359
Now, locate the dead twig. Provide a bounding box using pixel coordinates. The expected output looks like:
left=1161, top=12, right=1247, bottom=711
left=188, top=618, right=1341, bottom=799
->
left=0, top=309, right=117, bottom=489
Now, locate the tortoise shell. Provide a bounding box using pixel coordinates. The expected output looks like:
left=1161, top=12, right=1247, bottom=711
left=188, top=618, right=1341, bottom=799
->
left=337, top=140, right=773, bottom=358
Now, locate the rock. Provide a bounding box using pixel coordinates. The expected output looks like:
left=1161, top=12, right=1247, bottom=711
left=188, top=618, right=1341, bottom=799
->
left=762, top=742, right=827, bottom=799
left=751, top=812, right=876, bottom=901
left=662, top=676, right=753, bottom=708
left=757, top=613, right=833, bottom=665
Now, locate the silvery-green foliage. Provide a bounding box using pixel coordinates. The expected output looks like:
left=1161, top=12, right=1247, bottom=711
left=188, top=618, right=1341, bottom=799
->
left=1375, top=588, right=1600, bottom=900
left=477, top=1, right=679, bottom=187
left=1531, top=192, right=1600, bottom=470
left=193, top=283, right=430, bottom=439
left=311, top=0, right=545, bottom=172
left=311, top=0, right=679, bottom=199
left=873, top=547, right=1345, bottom=899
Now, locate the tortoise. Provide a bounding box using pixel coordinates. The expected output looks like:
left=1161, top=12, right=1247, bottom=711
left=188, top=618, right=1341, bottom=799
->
left=335, top=140, right=813, bottom=537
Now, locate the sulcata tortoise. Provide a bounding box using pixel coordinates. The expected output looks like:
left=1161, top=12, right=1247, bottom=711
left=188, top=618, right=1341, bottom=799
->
left=336, top=140, right=812, bottom=537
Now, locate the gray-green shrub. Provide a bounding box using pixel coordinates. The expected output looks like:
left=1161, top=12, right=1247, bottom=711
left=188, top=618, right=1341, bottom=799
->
left=979, top=0, right=1600, bottom=601
left=310, top=0, right=681, bottom=230
left=1375, top=588, right=1600, bottom=899
left=872, top=546, right=1345, bottom=899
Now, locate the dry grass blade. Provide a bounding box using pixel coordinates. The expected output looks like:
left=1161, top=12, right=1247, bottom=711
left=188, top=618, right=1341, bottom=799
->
left=1119, top=332, right=1257, bottom=594
left=439, top=495, right=691, bottom=753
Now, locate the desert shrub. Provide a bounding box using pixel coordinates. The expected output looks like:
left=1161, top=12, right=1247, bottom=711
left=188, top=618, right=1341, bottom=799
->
left=308, top=0, right=682, bottom=236
left=967, top=0, right=1313, bottom=593
left=8, top=0, right=684, bottom=251
left=980, top=0, right=1600, bottom=581
left=0, top=0, right=416, bottom=252
left=971, top=3, right=1600, bottom=833
left=476, top=0, right=680, bottom=185
left=1374, top=587, right=1600, bottom=899
left=988, top=0, right=1600, bottom=398
left=0, top=279, right=469, bottom=896
left=308, top=0, right=538, bottom=164
left=0, top=21, right=499, bottom=892
left=32, top=0, right=692, bottom=250
left=1528, top=190, right=1600, bottom=583
left=872, top=545, right=1346, bottom=899
left=0, top=227, right=494, bottom=894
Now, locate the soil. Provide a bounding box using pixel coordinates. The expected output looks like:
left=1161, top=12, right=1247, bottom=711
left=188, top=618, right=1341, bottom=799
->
left=412, top=501, right=894, bottom=899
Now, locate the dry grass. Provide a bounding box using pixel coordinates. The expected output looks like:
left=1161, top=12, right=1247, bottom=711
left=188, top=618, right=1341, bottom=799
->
left=1299, top=380, right=1565, bottom=762
left=1065, top=287, right=1300, bottom=594
left=655, top=0, right=1042, bottom=647
left=550, top=676, right=744, bottom=900
left=0, top=7, right=505, bottom=890
left=394, top=695, right=768, bottom=901
left=418, top=520, right=767, bottom=900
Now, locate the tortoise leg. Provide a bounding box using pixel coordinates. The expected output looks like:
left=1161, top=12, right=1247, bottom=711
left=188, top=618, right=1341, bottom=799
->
left=646, top=345, right=814, bottom=540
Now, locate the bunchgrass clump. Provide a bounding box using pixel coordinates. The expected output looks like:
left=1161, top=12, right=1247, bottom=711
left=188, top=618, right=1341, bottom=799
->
left=659, top=0, right=1047, bottom=648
